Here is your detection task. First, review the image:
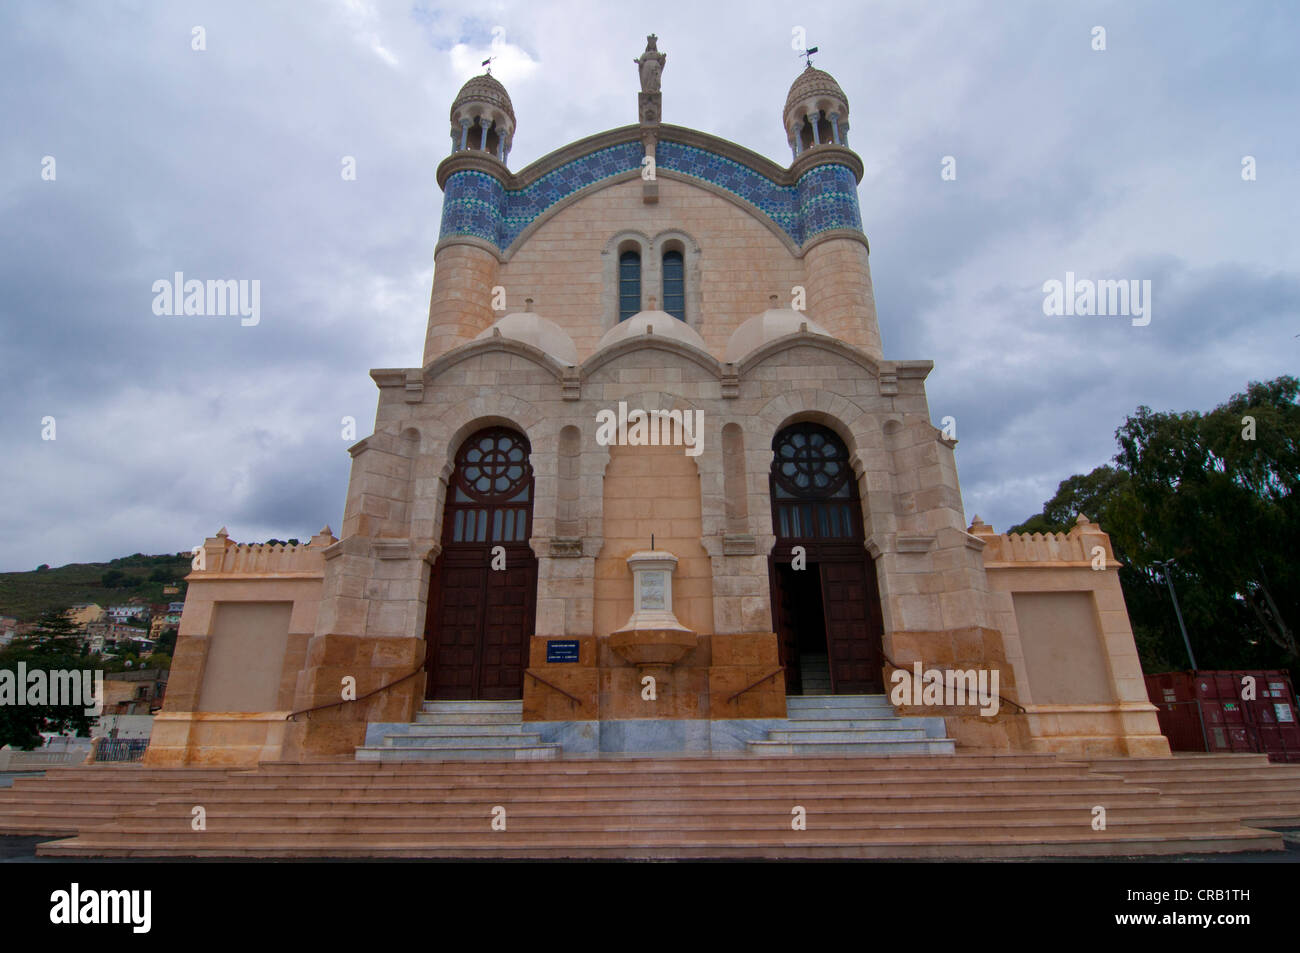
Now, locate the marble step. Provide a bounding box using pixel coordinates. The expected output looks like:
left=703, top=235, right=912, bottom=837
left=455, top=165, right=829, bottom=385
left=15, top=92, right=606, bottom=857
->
left=356, top=745, right=560, bottom=762
left=766, top=727, right=931, bottom=743
left=747, top=738, right=957, bottom=756
left=421, top=700, right=523, bottom=713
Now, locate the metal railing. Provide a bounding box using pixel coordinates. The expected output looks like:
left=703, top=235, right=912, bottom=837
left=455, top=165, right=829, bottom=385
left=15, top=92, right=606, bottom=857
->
left=526, top=670, right=582, bottom=707
left=94, top=739, right=149, bottom=763
left=726, top=667, right=785, bottom=705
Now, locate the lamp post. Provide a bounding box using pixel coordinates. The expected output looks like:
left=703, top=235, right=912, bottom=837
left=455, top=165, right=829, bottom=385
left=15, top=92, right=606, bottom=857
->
left=1153, top=559, right=1198, bottom=670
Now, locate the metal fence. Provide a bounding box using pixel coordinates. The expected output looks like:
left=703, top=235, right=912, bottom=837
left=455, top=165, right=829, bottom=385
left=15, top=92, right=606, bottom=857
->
left=94, top=739, right=149, bottom=762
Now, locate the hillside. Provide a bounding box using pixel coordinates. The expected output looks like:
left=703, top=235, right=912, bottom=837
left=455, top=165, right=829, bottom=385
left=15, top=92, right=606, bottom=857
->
left=0, top=553, right=192, bottom=621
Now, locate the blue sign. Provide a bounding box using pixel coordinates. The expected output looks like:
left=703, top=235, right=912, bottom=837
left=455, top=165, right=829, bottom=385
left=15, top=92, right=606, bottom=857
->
left=546, top=639, right=580, bottom=663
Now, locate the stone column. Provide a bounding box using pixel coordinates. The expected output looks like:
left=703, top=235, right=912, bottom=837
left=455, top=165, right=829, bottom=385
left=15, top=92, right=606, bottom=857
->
left=806, top=111, right=822, bottom=145
left=458, top=117, right=471, bottom=151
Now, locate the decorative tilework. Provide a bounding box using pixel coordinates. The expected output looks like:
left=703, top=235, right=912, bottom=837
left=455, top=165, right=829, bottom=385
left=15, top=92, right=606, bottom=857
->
left=439, top=138, right=863, bottom=250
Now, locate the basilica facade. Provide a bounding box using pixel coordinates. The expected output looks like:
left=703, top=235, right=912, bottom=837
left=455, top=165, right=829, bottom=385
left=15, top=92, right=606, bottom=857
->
left=147, top=39, right=1168, bottom=766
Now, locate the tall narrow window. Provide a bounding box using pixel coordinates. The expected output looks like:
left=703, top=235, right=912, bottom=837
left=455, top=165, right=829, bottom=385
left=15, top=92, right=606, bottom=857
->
left=618, top=250, right=641, bottom=321
left=662, top=250, right=685, bottom=320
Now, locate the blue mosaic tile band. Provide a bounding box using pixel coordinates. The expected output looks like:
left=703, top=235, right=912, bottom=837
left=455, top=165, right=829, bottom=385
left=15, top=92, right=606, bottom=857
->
left=439, top=139, right=862, bottom=249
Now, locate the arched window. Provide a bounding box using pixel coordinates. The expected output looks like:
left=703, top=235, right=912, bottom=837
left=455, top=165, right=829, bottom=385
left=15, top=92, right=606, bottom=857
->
left=443, top=427, right=533, bottom=545
left=618, top=250, right=641, bottom=321
left=662, top=250, right=685, bottom=320
left=770, top=423, right=859, bottom=542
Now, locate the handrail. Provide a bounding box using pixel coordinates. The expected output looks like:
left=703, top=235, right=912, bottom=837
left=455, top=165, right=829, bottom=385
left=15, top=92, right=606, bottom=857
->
left=880, top=650, right=1026, bottom=714
left=526, top=670, right=582, bottom=707
left=726, top=667, right=785, bottom=704
left=285, top=664, right=426, bottom=722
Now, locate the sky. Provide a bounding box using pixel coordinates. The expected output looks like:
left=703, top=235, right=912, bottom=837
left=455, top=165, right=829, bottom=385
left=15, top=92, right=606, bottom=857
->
left=1, top=0, right=1297, bottom=572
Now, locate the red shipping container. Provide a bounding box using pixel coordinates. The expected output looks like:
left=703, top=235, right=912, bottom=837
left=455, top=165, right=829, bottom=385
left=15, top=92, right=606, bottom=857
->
left=1144, top=670, right=1300, bottom=763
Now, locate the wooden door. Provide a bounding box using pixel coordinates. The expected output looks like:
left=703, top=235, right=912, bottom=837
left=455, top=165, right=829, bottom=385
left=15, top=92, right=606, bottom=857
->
left=769, top=560, right=803, bottom=695
left=424, top=427, right=537, bottom=700
left=819, top=558, right=885, bottom=694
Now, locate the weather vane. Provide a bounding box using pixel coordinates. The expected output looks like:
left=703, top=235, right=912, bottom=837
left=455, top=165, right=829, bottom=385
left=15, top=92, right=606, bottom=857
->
left=482, top=55, right=495, bottom=75
left=800, top=45, right=819, bottom=68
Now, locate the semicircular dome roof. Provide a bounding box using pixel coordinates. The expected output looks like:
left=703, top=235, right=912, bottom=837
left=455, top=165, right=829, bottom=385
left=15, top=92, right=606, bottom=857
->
left=784, top=65, right=848, bottom=116
left=474, top=311, right=577, bottom=365
left=725, top=309, right=832, bottom=364
left=595, top=311, right=708, bottom=354
left=451, top=73, right=516, bottom=124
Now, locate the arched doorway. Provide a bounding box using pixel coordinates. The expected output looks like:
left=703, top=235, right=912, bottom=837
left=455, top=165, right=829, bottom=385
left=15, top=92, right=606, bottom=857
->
left=424, top=426, right=538, bottom=700
left=768, top=422, right=885, bottom=695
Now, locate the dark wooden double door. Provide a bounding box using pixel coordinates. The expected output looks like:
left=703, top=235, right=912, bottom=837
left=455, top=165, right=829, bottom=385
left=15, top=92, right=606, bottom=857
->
left=425, top=547, right=536, bottom=700
left=769, top=551, right=885, bottom=695
left=424, top=427, right=537, bottom=700
left=768, top=422, right=885, bottom=695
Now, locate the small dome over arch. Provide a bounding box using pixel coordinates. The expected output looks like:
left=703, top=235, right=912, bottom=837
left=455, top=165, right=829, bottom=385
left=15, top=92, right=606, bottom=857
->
left=595, top=310, right=707, bottom=354
left=475, top=310, right=578, bottom=365
left=725, top=308, right=832, bottom=364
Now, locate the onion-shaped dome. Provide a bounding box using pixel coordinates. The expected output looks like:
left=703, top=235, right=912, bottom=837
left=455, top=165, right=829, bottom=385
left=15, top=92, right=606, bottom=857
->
left=595, top=310, right=707, bottom=353
left=449, top=73, right=516, bottom=161
left=725, top=308, right=831, bottom=364
left=475, top=310, right=578, bottom=365
left=783, top=64, right=850, bottom=154
left=451, top=73, right=516, bottom=127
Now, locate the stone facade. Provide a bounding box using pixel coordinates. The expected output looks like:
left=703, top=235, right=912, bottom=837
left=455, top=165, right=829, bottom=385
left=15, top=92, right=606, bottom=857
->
left=153, top=48, right=1168, bottom=764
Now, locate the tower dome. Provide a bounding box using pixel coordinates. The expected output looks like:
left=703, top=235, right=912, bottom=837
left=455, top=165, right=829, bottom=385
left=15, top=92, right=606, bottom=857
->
left=783, top=64, right=850, bottom=158
left=449, top=72, right=516, bottom=164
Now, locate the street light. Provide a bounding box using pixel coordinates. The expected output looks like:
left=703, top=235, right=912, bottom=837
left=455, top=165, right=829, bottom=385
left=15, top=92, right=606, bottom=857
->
left=1152, top=558, right=1198, bottom=671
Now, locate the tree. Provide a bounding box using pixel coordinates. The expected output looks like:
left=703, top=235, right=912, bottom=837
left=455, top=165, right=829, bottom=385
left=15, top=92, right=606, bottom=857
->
left=1012, top=376, right=1299, bottom=674
left=0, top=609, right=99, bottom=749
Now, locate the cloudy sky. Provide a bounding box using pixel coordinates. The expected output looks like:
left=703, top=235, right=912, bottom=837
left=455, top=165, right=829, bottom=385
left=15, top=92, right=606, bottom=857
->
left=1, top=0, right=1296, bottom=572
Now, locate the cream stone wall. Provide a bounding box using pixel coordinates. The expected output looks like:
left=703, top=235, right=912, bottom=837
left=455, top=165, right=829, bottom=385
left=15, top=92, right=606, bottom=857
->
left=974, top=516, right=1170, bottom=758
left=144, top=531, right=331, bottom=766
left=197, top=602, right=293, bottom=712
left=468, top=176, right=810, bottom=362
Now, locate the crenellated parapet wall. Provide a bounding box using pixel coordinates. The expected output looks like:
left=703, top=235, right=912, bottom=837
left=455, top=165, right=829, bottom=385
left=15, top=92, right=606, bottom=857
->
left=969, top=515, right=1170, bottom=758
left=144, top=527, right=337, bottom=766
left=192, top=527, right=337, bottom=576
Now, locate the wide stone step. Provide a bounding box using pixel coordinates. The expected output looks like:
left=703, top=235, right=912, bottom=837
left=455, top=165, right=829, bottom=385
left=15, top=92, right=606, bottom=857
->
left=36, top=828, right=1278, bottom=860
left=382, top=732, right=545, bottom=748
left=413, top=712, right=522, bottom=725
left=747, top=739, right=957, bottom=756
left=767, top=728, right=931, bottom=743
left=356, top=745, right=560, bottom=762
left=393, top=723, right=545, bottom=737
left=105, top=791, right=1180, bottom=815
left=786, top=695, right=896, bottom=709
left=786, top=706, right=905, bottom=720
left=774, top=717, right=937, bottom=731
left=83, top=812, right=1253, bottom=837
left=421, top=701, right=523, bottom=713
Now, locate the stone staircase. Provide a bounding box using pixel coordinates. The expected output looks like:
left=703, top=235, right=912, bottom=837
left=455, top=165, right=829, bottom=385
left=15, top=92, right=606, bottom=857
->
left=3, top=753, right=1298, bottom=859
left=747, top=695, right=956, bottom=756
left=798, top=654, right=832, bottom=694
left=355, top=700, right=561, bottom=762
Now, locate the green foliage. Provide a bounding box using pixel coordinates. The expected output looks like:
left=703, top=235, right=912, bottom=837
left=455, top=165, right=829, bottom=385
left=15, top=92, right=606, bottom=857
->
left=0, top=609, right=100, bottom=749
left=0, top=552, right=191, bottom=621
left=1013, top=376, right=1299, bottom=675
